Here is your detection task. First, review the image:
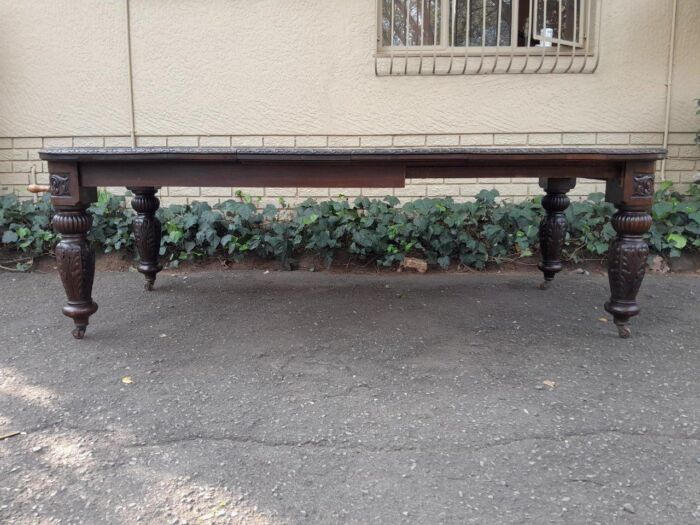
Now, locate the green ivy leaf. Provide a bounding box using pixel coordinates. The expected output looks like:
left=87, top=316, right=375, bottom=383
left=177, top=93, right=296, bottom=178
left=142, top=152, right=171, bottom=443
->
left=2, top=230, right=18, bottom=243
left=169, top=230, right=184, bottom=243
left=667, top=232, right=687, bottom=249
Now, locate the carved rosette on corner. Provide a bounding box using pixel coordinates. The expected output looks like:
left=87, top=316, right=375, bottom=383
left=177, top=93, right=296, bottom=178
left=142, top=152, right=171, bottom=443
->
left=632, top=173, right=655, bottom=198
left=49, top=174, right=70, bottom=196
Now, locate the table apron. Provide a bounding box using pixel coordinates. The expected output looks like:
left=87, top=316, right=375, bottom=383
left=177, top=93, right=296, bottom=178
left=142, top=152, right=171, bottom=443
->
left=407, top=163, right=621, bottom=180
left=77, top=160, right=625, bottom=189
left=79, top=162, right=407, bottom=188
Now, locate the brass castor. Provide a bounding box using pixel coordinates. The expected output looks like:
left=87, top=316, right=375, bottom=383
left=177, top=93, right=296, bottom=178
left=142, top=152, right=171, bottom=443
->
left=538, top=280, right=551, bottom=290
left=616, top=324, right=632, bottom=339
left=144, top=280, right=155, bottom=292
left=72, top=326, right=87, bottom=339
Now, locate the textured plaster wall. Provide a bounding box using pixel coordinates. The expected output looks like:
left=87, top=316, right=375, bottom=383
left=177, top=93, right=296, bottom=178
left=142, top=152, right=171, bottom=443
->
left=668, top=0, right=700, bottom=132
left=0, top=0, right=130, bottom=137
left=130, top=0, right=690, bottom=136
left=0, top=0, right=698, bottom=202
left=1, top=0, right=697, bottom=137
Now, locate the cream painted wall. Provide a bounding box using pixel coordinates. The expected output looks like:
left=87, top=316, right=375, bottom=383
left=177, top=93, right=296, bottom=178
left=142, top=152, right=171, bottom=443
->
left=0, top=0, right=697, bottom=138
left=669, top=0, right=700, bottom=132
left=0, top=0, right=130, bottom=137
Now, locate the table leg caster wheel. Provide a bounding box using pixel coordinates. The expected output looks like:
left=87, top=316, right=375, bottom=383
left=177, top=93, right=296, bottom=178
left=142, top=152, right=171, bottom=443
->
left=144, top=281, right=154, bottom=291
left=538, top=280, right=551, bottom=290
left=72, top=326, right=87, bottom=339
left=616, top=324, right=631, bottom=339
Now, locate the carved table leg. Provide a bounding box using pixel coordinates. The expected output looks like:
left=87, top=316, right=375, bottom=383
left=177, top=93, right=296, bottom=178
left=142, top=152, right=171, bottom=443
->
left=538, top=178, right=576, bottom=288
left=604, top=206, right=652, bottom=338
left=53, top=205, right=98, bottom=339
left=604, top=163, right=655, bottom=338
left=130, top=187, right=162, bottom=291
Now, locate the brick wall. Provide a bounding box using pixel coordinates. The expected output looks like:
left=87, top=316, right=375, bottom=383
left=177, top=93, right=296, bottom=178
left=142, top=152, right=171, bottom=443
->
left=1, top=133, right=698, bottom=205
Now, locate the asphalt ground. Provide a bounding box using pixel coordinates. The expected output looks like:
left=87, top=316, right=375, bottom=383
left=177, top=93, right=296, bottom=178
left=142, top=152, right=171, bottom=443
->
left=1, top=269, right=699, bottom=524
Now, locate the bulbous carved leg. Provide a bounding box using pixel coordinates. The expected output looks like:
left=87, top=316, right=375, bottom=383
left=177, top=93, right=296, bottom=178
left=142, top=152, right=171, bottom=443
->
left=538, top=178, right=575, bottom=287
left=130, top=188, right=162, bottom=291
left=53, top=206, right=98, bottom=339
left=604, top=208, right=652, bottom=338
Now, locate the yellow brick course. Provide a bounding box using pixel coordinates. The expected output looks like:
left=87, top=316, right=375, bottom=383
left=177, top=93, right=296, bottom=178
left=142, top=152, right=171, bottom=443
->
left=231, top=136, right=263, bottom=147
left=562, top=133, right=596, bottom=145
left=166, top=136, right=198, bottom=147
left=43, top=137, right=73, bottom=148
left=494, top=134, right=528, bottom=145
left=105, top=136, right=133, bottom=147
left=630, top=133, right=664, bottom=145
left=393, top=135, right=426, bottom=147
left=596, top=133, right=630, bottom=145
left=73, top=136, right=105, bottom=147
left=295, top=136, right=328, bottom=148
left=136, top=136, right=167, bottom=147
left=459, top=134, right=493, bottom=146
left=328, top=136, right=360, bottom=148
left=360, top=135, right=392, bottom=147
left=201, top=187, right=233, bottom=197
left=426, top=135, right=460, bottom=146
left=12, top=138, right=42, bottom=148
left=263, top=136, right=295, bottom=147
left=528, top=133, right=562, bottom=145
left=199, top=136, right=231, bottom=147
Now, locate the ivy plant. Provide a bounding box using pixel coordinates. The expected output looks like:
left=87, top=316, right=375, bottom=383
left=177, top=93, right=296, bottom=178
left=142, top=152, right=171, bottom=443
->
left=1, top=184, right=699, bottom=272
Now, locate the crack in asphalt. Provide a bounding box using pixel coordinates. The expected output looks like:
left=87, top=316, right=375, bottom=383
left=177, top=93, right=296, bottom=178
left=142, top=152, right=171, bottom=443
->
left=18, top=419, right=699, bottom=455
left=566, top=478, right=606, bottom=487
left=119, top=427, right=699, bottom=453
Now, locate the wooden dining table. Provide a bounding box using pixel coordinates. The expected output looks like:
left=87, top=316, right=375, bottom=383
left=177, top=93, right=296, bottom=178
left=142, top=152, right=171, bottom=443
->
left=37, top=146, right=665, bottom=339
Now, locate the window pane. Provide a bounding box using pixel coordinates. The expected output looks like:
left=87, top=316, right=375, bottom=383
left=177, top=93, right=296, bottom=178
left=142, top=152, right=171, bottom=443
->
left=382, top=0, right=441, bottom=47
left=536, top=0, right=582, bottom=43
left=450, top=0, right=513, bottom=47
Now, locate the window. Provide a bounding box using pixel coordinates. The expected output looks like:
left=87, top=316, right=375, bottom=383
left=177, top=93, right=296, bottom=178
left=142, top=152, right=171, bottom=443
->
left=533, top=0, right=585, bottom=47
left=376, top=0, right=601, bottom=75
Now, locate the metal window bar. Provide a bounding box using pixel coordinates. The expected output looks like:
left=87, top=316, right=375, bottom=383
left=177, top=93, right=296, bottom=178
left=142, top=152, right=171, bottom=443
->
left=547, top=0, right=565, bottom=73
left=562, top=0, right=578, bottom=73
left=447, top=0, right=457, bottom=74
left=404, top=0, right=409, bottom=74
left=460, top=0, right=471, bottom=73
left=433, top=0, right=441, bottom=72
left=487, top=0, right=503, bottom=74
left=474, top=0, right=488, bottom=74
left=376, top=0, right=602, bottom=76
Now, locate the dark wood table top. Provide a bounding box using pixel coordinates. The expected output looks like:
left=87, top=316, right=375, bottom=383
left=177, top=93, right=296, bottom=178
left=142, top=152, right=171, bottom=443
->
left=39, top=146, right=667, bottom=162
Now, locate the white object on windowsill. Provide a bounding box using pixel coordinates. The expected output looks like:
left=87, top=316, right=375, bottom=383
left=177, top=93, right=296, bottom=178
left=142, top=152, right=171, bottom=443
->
left=537, top=27, right=554, bottom=47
